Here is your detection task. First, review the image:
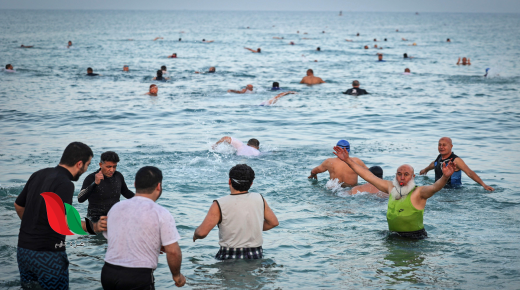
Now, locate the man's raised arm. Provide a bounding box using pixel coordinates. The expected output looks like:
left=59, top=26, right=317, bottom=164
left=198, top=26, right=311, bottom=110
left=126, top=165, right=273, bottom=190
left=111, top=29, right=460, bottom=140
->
left=419, top=160, right=456, bottom=200
left=333, top=146, right=392, bottom=193
left=212, top=136, right=232, bottom=149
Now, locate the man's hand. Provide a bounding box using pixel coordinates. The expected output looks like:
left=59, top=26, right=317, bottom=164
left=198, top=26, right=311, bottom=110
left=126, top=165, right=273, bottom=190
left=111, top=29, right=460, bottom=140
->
left=483, top=185, right=495, bottom=192
left=419, top=168, right=428, bottom=175
left=308, top=172, right=317, bottom=179
left=95, top=171, right=104, bottom=185
left=441, top=160, right=456, bottom=178
left=173, top=273, right=186, bottom=287
left=333, top=146, right=349, bottom=162
left=94, top=216, right=107, bottom=232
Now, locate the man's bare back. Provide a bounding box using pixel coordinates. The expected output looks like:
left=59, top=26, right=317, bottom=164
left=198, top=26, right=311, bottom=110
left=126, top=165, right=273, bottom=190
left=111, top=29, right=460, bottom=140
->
left=309, top=157, right=367, bottom=187
left=350, top=183, right=388, bottom=197
left=300, top=75, right=325, bottom=85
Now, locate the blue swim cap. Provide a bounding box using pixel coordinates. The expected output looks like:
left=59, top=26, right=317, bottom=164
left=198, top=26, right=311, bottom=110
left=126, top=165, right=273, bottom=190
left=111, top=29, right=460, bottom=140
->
left=337, top=140, right=350, bottom=152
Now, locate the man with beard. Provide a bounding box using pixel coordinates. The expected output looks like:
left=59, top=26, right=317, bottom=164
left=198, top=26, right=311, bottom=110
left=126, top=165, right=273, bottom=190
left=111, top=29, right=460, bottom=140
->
left=14, top=142, right=106, bottom=290
left=333, top=146, right=456, bottom=239
left=78, top=151, right=134, bottom=227
left=101, top=166, right=186, bottom=288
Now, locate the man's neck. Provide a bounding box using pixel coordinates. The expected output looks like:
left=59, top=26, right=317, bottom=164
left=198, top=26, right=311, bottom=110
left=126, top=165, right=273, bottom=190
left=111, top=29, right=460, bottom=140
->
left=441, top=151, right=452, bottom=159
left=135, top=193, right=157, bottom=201
left=230, top=189, right=248, bottom=195
left=58, top=164, right=76, bottom=178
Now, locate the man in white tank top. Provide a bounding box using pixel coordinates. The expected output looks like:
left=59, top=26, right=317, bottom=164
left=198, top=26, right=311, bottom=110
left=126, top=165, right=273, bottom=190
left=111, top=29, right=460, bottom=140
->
left=193, top=164, right=279, bottom=260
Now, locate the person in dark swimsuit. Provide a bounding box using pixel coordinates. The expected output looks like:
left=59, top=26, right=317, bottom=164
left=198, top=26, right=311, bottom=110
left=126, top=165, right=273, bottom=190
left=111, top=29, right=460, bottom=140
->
left=86, top=67, right=99, bottom=76
left=419, top=137, right=494, bottom=191
left=78, top=151, right=134, bottom=223
left=343, top=80, right=369, bottom=96
left=153, top=70, right=168, bottom=81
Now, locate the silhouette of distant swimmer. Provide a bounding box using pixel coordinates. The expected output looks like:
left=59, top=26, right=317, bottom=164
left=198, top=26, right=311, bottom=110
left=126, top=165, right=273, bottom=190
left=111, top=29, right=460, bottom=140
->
left=271, top=82, right=281, bottom=90
left=86, top=67, right=99, bottom=76
left=20, top=44, right=34, bottom=48
left=202, top=39, right=214, bottom=43
left=153, top=37, right=163, bottom=41
left=67, top=41, right=72, bottom=48
left=168, top=53, right=177, bottom=58
left=195, top=67, right=215, bottom=74
left=457, top=57, right=471, bottom=65
left=228, top=84, right=254, bottom=94
left=153, top=70, right=169, bottom=81
left=145, top=84, right=158, bottom=96
left=123, top=65, right=129, bottom=71
left=245, top=47, right=261, bottom=53
left=259, top=91, right=296, bottom=106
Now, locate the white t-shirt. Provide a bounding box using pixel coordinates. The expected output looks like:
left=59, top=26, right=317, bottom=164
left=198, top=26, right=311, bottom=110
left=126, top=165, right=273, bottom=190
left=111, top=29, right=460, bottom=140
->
left=103, top=196, right=181, bottom=269
left=230, top=137, right=260, bottom=156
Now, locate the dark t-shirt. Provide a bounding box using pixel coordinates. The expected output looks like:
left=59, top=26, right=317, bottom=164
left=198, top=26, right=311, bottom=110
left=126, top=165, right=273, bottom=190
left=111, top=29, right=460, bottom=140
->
left=15, top=166, right=74, bottom=252
left=343, top=88, right=369, bottom=95
left=79, top=170, right=134, bottom=218
left=87, top=73, right=99, bottom=76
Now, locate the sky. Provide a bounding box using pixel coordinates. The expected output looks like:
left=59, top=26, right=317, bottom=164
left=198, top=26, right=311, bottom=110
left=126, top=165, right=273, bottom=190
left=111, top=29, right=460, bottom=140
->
left=1, top=0, right=519, bottom=13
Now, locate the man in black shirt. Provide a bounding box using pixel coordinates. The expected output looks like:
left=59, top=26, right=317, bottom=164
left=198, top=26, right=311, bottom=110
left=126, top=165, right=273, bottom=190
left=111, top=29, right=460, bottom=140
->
left=343, top=80, right=369, bottom=96
left=78, top=151, right=134, bottom=223
left=86, top=67, right=99, bottom=76
left=14, top=142, right=106, bottom=290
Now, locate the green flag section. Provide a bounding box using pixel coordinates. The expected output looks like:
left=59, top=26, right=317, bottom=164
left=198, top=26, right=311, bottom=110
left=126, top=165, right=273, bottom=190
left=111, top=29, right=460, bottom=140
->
left=64, top=203, right=89, bottom=235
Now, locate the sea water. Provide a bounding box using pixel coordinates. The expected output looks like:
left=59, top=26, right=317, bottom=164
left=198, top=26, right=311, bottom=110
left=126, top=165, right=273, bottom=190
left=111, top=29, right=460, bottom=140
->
left=1, top=10, right=519, bottom=289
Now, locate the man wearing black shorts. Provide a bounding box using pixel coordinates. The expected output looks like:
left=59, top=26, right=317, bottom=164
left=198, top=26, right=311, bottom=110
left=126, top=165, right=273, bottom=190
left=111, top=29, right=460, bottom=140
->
left=78, top=151, right=134, bottom=223
left=14, top=142, right=106, bottom=290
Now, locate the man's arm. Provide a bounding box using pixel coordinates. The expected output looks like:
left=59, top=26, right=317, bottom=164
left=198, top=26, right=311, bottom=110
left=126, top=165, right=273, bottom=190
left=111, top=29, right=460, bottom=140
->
left=418, top=160, right=456, bottom=200
left=319, top=78, right=326, bottom=84
left=78, top=173, right=96, bottom=203
left=212, top=136, right=232, bottom=149
left=300, top=77, right=306, bottom=84
left=263, top=199, right=279, bottom=231
left=14, top=175, right=32, bottom=219
left=120, top=174, right=135, bottom=199
left=457, top=57, right=460, bottom=65
left=333, top=147, right=393, bottom=193
left=244, top=47, right=255, bottom=52
left=164, top=242, right=186, bottom=287
left=468, top=58, right=471, bottom=65
left=308, top=160, right=328, bottom=179
left=14, top=203, right=25, bottom=219
left=228, top=89, right=246, bottom=94
left=419, top=161, right=435, bottom=175
left=81, top=216, right=107, bottom=233
left=193, top=201, right=220, bottom=241
left=454, top=158, right=494, bottom=191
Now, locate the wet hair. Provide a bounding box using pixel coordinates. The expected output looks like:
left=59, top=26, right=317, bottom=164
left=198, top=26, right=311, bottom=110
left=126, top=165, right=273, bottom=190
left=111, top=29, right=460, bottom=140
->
left=150, top=84, right=157, bottom=89
left=100, top=151, right=120, bottom=163
left=384, top=38, right=387, bottom=41
left=87, top=67, right=93, bottom=72
left=403, top=53, right=408, bottom=58
left=156, top=70, right=162, bottom=77
left=317, top=47, right=321, bottom=51
left=161, top=66, right=166, bottom=70
left=447, top=38, right=450, bottom=41
left=373, top=38, right=377, bottom=41
left=135, top=166, right=163, bottom=194
left=272, top=82, right=279, bottom=88
left=202, top=39, right=205, bottom=41
left=307, top=69, right=313, bottom=74
left=352, top=80, right=360, bottom=87
left=257, top=48, right=261, bottom=52
left=369, top=166, right=383, bottom=179
left=179, top=38, right=181, bottom=41
left=59, top=142, right=93, bottom=167
left=247, top=138, right=260, bottom=148
left=229, top=164, right=255, bottom=191
left=5, top=64, right=10, bottom=69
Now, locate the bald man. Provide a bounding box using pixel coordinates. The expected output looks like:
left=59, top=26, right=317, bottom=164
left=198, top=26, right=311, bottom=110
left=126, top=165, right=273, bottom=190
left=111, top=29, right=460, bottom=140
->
left=300, top=69, right=325, bottom=85
left=334, top=146, right=457, bottom=239
left=419, top=137, right=494, bottom=191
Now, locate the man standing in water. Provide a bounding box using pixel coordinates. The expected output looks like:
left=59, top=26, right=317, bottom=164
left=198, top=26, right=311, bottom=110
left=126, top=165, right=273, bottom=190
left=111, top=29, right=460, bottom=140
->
left=14, top=142, right=105, bottom=290
left=308, top=140, right=368, bottom=187
left=193, top=164, right=279, bottom=260
left=333, top=146, right=457, bottom=239
left=419, top=137, right=494, bottom=191
left=78, top=151, right=135, bottom=226
left=213, top=136, right=260, bottom=157
left=300, top=69, right=325, bottom=85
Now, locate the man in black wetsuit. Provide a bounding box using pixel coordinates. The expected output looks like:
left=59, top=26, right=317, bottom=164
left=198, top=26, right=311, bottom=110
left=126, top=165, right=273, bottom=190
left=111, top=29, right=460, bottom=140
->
left=78, top=151, right=134, bottom=223
left=86, top=67, right=99, bottom=76
left=343, top=80, right=369, bottom=96
left=419, top=137, right=494, bottom=191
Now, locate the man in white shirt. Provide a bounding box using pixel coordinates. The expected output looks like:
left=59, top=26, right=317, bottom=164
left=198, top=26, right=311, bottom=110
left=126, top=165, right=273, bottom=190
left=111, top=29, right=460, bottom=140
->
left=193, top=164, right=279, bottom=260
left=213, top=136, right=260, bottom=157
left=101, top=166, right=186, bottom=289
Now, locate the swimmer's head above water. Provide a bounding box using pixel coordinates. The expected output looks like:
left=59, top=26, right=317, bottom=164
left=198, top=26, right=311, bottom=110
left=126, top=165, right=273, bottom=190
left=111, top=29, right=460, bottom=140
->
left=364, top=45, right=369, bottom=49
left=306, top=69, right=314, bottom=76
left=336, top=140, right=350, bottom=153
left=378, top=54, right=383, bottom=61
left=87, top=67, right=93, bottom=74
left=404, top=68, right=411, bottom=73
left=209, top=67, right=216, bottom=73
left=5, top=64, right=13, bottom=70
left=149, top=84, right=158, bottom=95
left=317, top=47, right=321, bottom=51
left=369, top=166, right=383, bottom=179
left=403, top=53, right=408, bottom=58
left=68, top=41, right=72, bottom=46
left=123, top=65, right=129, bottom=71
left=161, top=66, right=167, bottom=72
left=272, top=82, right=280, bottom=90
left=352, top=80, right=360, bottom=88
left=247, top=139, right=260, bottom=150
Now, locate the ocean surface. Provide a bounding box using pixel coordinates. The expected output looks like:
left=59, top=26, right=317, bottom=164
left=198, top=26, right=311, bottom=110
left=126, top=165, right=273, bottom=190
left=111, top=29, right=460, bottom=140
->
left=1, top=10, right=520, bottom=289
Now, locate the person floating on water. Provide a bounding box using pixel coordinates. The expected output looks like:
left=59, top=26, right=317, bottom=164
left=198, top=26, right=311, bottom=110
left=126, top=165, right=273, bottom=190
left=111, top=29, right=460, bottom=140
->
left=202, top=39, right=214, bottom=43
left=213, top=136, right=261, bottom=157
left=457, top=57, right=471, bottom=65
left=101, top=166, right=186, bottom=288
left=193, top=164, right=279, bottom=260
left=67, top=41, right=72, bottom=48
left=14, top=142, right=105, bottom=290
left=364, top=45, right=369, bottom=49
left=447, top=38, right=451, bottom=42
left=404, top=68, right=411, bottom=74
left=402, top=38, right=408, bottom=41
left=356, top=32, right=360, bottom=36
left=4, top=64, right=15, bottom=72
left=259, top=91, right=297, bottom=106
left=228, top=84, right=254, bottom=94
left=316, top=47, right=321, bottom=51
left=403, top=53, right=413, bottom=59
left=289, top=41, right=295, bottom=45
left=78, top=151, right=134, bottom=226
left=161, top=66, right=168, bottom=75
left=374, top=38, right=377, bottom=42
left=195, top=67, right=216, bottom=74
left=350, top=166, right=388, bottom=197
left=271, top=82, right=281, bottom=90
left=153, top=70, right=168, bottom=81
left=244, top=47, right=261, bottom=53
left=123, top=65, right=129, bottom=71
left=168, top=53, right=177, bottom=58
left=308, top=140, right=368, bottom=187
left=179, top=38, right=181, bottom=41
left=145, top=84, right=158, bottom=96
left=419, top=137, right=494, bottom=191
left=378, top=54, right=385, bottom=62
left=300, top=69, right=325, bottom=85
left=86, top=67, right=99, bottom=76
left=20, top=44, right=33, bottom=48
left=343, top=80, right=369, bottom=96
left=153, top=37, right=163, bottom=41
left=345, top=39, right=353, bottom=42
left=333, top=145, right=457, bottom=239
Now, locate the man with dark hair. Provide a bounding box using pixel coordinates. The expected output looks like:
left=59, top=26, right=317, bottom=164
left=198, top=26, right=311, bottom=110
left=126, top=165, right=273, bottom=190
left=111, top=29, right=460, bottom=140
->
left=102, top=166, right=186, bottom=289
left=5, top=64, right=15, bottom=72
left=86, top=67, right=99, bottom=76
left=343, top=80, right=369, bottom=96
left=271, top=82, right=280, bottom=90
left=14, top=142, right=104, bottom=290
left=193, top=164, right=279, bottom=260
left=78, top=151, right=134, bottom=226
left=213, top=136, right=260, bottom=157
left=350, top=166, right=388, bottom=197
left=300, top=69, right=325, bottom=85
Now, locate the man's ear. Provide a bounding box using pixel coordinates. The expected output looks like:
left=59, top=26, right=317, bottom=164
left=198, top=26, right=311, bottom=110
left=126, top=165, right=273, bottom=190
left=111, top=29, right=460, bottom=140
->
left=228, top=179, right=231, bottom=185
left=156, top=182, right=162, bottom=192
left=76, top=160, right=84, bottom=169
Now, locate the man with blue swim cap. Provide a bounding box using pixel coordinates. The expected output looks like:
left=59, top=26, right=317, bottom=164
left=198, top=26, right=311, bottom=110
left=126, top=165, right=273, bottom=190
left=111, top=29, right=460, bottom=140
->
left=419, top=137, right=494, bottom=191
left=308, top=140, right=368, bottom=187
left=333, top=146, right=458, bottom=239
